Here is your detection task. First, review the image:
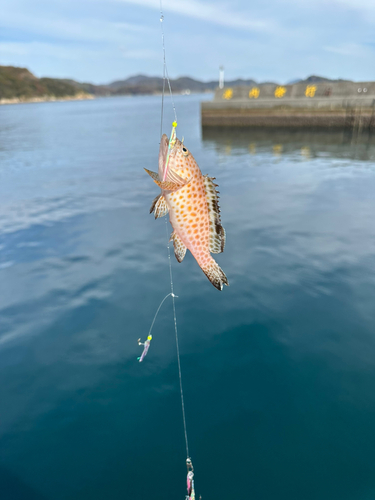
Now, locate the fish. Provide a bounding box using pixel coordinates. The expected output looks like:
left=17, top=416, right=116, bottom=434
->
left=145, top=134, right=228, bottom=291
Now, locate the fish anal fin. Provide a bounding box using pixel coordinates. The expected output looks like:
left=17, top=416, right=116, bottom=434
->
left=150, top=194, right=169, bottom=219
left=203, top=175, right=226, bottom=254
left=171, top=232, right=187, bottom=263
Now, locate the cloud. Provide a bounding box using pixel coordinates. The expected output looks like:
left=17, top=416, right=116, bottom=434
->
left=2, top=0, right=375, bottom=82
left=332, top=0, right=375, bottom=16
left=118, top=47, right=159, bottom=59
left=323, top=43, right=368, bottom=57
left=116, top=0, right=276, bottom=32
left=0, top=41, right=107, bottom=61
left=0, top=42, right=29, bottom=56
left=1, top=8, right=147, bottom=44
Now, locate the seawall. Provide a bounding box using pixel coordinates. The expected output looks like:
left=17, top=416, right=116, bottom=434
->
left=201, top=82, right=375, bottom=130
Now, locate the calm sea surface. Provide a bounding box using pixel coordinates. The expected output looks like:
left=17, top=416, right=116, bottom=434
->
left=1, top=94, right=375, bottom=500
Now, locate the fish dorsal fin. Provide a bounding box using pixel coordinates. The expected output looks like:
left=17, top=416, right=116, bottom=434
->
left=144, top=168, right=188, bottom=191
left=203, top=175, right=226, bottom=254
left=170, top=232, right=187, bottom=263
left=150, top=194, right=169, bottom=219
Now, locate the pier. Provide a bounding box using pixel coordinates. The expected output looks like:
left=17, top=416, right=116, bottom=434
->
left=201, top=82, right=375, bottom=130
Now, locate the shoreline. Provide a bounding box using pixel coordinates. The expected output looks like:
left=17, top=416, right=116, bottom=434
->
left=0, top=92, right=95, bottom=106
left=0, top=90, right=212, bottom=106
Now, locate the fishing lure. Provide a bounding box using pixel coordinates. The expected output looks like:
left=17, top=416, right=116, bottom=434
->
left=187, top=471, right=195, bottom=500
left=186, top=458, right=195, bottom=500
left=137, top=335, right=152, bottom=362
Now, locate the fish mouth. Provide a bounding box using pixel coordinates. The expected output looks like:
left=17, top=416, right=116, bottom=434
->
left=158, top=134, right=169, bottom=180
left=158, top=133, right=182, bottom=182
left=162, top=133, right=179, bottom=182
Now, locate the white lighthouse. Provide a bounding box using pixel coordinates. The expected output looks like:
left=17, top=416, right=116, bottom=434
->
left=219, top=66, right=224, bottom=89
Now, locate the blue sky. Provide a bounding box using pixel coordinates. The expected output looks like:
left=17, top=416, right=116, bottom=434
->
left=1, top=0, right=375, bottom=84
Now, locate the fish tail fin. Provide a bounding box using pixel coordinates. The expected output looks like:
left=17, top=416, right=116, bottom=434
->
left=201, top=257, right=229, bottom=291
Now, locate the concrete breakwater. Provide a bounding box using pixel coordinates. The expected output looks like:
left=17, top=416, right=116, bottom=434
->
left=201, top=82, right=375, bottom=130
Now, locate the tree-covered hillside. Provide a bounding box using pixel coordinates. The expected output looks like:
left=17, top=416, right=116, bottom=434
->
left=0, top=66, right=90, bottom=100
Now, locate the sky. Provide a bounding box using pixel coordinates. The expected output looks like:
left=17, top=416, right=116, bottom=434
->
left=1, top=0, right=375, bottom=84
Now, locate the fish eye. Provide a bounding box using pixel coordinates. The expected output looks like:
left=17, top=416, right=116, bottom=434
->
left=182, top=146, right=189, bottom=156
left=182, top=147, right=187, bottom=152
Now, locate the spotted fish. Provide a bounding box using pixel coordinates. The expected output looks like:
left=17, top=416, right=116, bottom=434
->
left=145, top=134, right=228, bottom=291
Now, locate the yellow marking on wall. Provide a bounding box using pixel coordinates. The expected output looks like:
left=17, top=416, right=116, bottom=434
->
left=301, top=146, right=311, bottom=159
left=305, top=85, right=317, bottom=97
left=274, top=86, right=287, bottom=98
left=222, top=88, right=233, bottom=100
left=224, top=144, right=232, bottom=155
left=249, top=87, right=260, bottom=99
left=273, top=144, right=283, bottom=155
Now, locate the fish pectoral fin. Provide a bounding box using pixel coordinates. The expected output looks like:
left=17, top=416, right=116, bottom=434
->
left=171, top=232, right=187, bottom=263
left=165, top=168, right=188, bottom=186
left=150, top=194, right=169, bottom=219
left=144, top=168, right=189, bottom=191
left=144, top=168, right=160, bottom=182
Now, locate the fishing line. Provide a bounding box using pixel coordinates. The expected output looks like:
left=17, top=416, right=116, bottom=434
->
left=159, top=0, right=178, bottom=135
left=159, top=0, right=190, bottom=461
left=147, top=292, right=177, bottom=339
left=165, top=218, right=190, bottom=459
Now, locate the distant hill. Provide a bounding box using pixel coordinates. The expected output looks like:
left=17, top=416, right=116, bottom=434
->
left=294, top=75, right=351, bottom=84
left=60, top=79, right=110, bottom=96
left=0, top=66, right=90, bottom=100
left=0, top=65, right=359, bottom=103
left=107, top=74, right=262, bottom=94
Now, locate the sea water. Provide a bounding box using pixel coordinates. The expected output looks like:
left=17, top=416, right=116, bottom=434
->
left=1, top=95, right=375, bottom=500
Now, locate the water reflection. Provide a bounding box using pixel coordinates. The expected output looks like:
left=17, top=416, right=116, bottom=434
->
left=202, top=127, right=375, bottom=161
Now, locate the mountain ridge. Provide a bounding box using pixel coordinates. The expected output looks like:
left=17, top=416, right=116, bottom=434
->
left=0, top=65, right=358, bottom=102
